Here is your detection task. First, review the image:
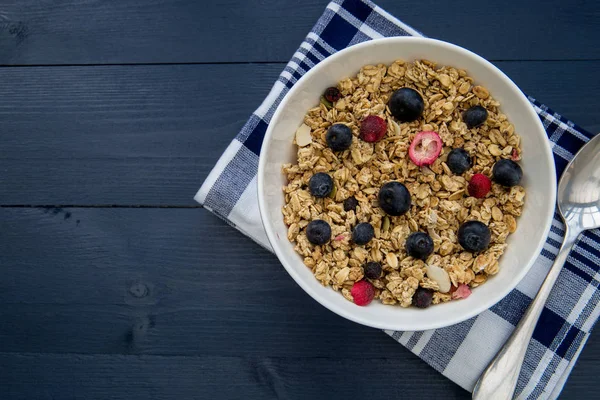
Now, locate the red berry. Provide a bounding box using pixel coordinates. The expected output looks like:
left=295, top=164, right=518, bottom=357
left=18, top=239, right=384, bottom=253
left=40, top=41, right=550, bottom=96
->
left=350, top=280, right=375, bottom=306
left=360, top=116, right=387, bottom=143
left=451, top=284, right=472, bottom=300
left=512, top=148, right=520, bottom=161
left=408, top=131, right=443, bottom=166
left=324, top=87, right=342, bottom=103
left=468, top=174, right=492, bottom=198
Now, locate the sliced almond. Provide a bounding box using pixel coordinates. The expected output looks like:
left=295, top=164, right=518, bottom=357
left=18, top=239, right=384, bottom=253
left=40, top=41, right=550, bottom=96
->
left=426, top=264, right=451, bottom=293
left=295, top=123, right=312, bottom=147
left=390, top=119, right=401, bottom=136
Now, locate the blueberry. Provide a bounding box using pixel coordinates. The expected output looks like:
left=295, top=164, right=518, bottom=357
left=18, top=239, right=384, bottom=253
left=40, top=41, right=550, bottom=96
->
left=492, top=159, right=523, bottom=187
left=352, top=222, right=375, bottom=245
left=405, top=232, right=434, bottom=260
left=447, top=148, right=472, bottom=175
left=413, top=288, right=434, bottom=308
left=363, top=261, right=382, bottom=279
left=463, top=105, right=488, bottom=129
left=388, top=88, right=424, bottom=122
left=308, top=173, right=333, bottom=198
left=378, top=181, right=411, bottom=216
left=458, top=221, right=491, bottom=252
left=326, top=124, right=353, bottom=151
left=343, top=196, right=358, bottom=212
left=306, top=220, right=331, bottom=245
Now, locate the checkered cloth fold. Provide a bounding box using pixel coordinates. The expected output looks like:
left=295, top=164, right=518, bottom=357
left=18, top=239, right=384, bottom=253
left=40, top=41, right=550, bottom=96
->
left=194, top=1, right=599, bottom=398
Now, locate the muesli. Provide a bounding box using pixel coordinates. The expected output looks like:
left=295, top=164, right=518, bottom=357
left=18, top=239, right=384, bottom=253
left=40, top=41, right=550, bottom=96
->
left=282, top=59, right=524, bottom=308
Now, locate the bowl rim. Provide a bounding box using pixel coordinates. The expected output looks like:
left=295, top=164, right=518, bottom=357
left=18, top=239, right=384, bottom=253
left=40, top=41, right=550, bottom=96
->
left=257, top=36, right=556, bottom=331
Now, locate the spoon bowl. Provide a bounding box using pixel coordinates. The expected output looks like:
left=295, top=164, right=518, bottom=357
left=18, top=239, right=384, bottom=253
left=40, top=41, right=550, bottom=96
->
left=558, top=135, right=600, bottom=231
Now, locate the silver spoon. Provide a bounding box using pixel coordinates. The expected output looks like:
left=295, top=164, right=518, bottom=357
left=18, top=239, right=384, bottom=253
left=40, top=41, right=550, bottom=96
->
left=473, top=132, right=600, bottom=399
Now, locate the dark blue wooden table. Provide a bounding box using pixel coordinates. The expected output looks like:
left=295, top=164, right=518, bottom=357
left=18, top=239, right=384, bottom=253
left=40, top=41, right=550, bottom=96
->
left=1, top=1, right=599, bottom=399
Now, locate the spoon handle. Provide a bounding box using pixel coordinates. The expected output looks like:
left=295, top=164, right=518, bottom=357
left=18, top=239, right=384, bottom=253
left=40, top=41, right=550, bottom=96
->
left=472, top=226, right=580, bottom=400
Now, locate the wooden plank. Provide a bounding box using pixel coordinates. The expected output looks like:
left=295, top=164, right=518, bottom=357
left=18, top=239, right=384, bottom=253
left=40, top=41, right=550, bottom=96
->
left=0, top=0, right=598, bottom=65
left=1, top=207, right=600, bottom=368
left=0, top=352, right=597, bottom=400
left=562, top=349, right=600, bottom=400
left=0, top=353, right=473, bottom=400
left=0, top=63, right=282, bottom=206
left=0, top=303, right=401, bottom=357
left=0, top=207, right=401, bottom=357
left=1, top=61, right=599, bottom=206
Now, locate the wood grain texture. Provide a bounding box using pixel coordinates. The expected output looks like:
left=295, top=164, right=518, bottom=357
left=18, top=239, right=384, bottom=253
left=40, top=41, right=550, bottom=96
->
left=1, top=61, right=599, bottom=206
left=0, top=207, right=599, bottom=399
left=0, top=353, right=473, bottom=400
left=0, top=0, right=598, bottom=65
left=1, top=0, right=599, bottom=398
left=0, top=207, right=403, bottom=357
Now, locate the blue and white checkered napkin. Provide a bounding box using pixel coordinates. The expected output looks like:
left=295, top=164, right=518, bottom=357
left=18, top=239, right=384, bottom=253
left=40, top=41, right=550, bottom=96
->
left=195, top=0, right=599, bottom=398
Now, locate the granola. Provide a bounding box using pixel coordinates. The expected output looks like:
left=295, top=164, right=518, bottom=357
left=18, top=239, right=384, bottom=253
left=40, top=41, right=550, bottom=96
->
left=281, top=59, right=525, bottom=308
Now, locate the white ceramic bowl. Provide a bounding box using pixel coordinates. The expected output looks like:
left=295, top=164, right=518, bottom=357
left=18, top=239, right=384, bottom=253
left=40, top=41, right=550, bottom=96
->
left=257, top=37, right=556, bottom=331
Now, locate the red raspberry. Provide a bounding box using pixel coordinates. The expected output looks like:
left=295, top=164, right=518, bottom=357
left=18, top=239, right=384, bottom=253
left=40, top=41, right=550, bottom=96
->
left=468, top=174, right=492, bottom=198
left=451, top=284, right=472, bottom=300
left=512, top=148, right=520, bottom=161
left=360, top=115, right=387, bottom=143
left=408, top=131, right=443, bottom=166
left=350, top=280, right=375, bottom=306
